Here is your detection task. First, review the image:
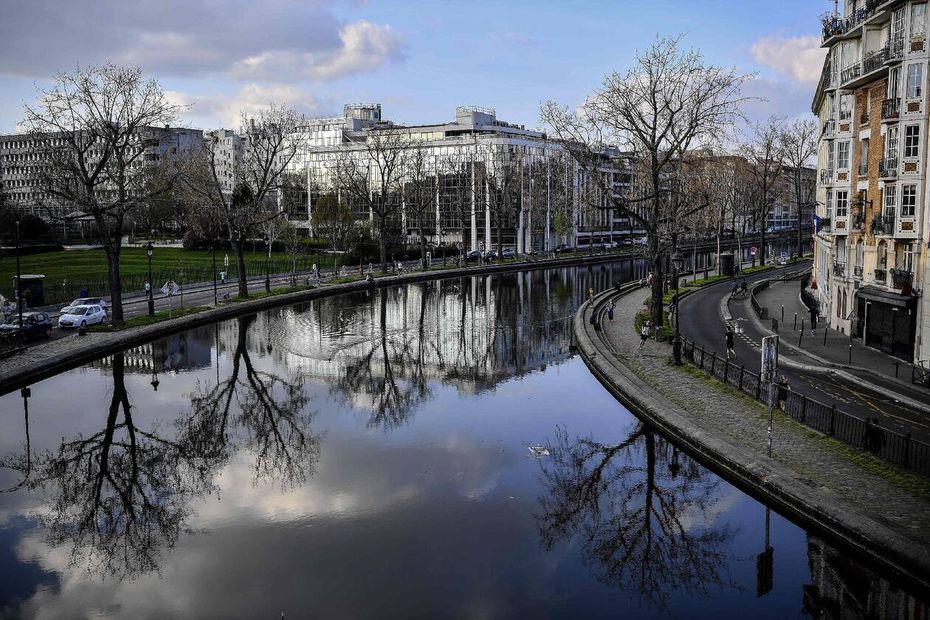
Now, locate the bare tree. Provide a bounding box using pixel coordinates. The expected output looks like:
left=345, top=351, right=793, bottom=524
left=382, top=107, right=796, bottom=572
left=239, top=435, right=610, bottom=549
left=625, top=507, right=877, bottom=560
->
left=780, top=118, right=818, bottom=258
left=310, top=191, right=355, bottom=253
left=743, top=116, right=787, bottom=266
left=182, top=104, right=302, bottom=298
left=23, top=64, right=181, bottom=323
left=440, top=152, right=474, bottom=255
left=542, top=36, right=750, bottom=327
left=335, top=130, right=410, bottom=272
left=403, top=147, right=437, bottom=268
left=485, top=150, right=521, bottom=253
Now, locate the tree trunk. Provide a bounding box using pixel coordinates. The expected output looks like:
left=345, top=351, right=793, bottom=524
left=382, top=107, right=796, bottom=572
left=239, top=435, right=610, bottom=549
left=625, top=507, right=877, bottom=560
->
left=759, top=223, right=766, bottom=267
left=649, top=241, right=664, bottom=329
left=231, top=237, right=249, bottom=298
left=104, top=241, right=124, bottom=324
left=378, top=223, right=388, bottom=274
left=420, top=226, right=427, bottom=269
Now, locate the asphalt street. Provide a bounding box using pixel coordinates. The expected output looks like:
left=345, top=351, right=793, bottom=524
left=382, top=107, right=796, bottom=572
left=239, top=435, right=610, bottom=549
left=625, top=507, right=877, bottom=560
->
left=678, top=263, right=930, bottom=443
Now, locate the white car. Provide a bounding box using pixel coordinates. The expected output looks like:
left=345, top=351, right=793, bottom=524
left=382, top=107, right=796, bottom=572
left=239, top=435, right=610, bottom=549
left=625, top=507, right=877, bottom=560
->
left=58, top=304, right=107, bottom=329
left=60, top=297, right=109, bottom=315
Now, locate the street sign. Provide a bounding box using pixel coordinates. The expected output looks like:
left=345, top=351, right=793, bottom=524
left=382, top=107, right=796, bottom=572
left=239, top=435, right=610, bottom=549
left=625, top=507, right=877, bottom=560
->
left=750, top=246, right=757, bottom=256
left=161, top=280, right=180, bottom=296
left=761, top=335, right=779, bottom=380
left=779, top=251, right=788, bottom=265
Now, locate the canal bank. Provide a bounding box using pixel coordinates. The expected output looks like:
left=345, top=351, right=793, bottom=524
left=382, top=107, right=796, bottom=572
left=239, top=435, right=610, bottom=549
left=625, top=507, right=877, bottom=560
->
left=0, top=251, right=641, bottom=395
left=574, top=280, right=930, bottom=595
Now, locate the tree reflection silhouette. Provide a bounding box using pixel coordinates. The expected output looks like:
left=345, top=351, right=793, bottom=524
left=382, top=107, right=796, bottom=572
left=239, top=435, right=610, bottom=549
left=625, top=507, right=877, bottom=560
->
left=536, top=423, right=735, bottom=609
left=187, top=314, right=320, bottom=490
left=2, top=353, right=218, bottom=577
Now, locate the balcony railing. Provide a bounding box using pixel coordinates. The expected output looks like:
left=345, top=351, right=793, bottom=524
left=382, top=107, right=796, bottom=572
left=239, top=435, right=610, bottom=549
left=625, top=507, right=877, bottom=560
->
left=860, top=110, right=871, bottom=125
left=872, top=214, right=891, bottom=234
left=881, top=98, right=900, bottom=120
left=879, top=156, right=897, bottom=178
left=820, top=168, right=834, bottom=184
left=874, top=267, right=887, bottom=283
left=891, top=268, right=913, bottom=289
left=888, top=36, right=905, bottom=60
left=858, top=161, right=869, bottom=176
left=862, top=48, right=888, bottom=74
left=841, top=63, right=862, bottom=84
left=819, top=216, right=832, bottom=233
left=854, top=265, right=864, bottom=278
left=821, top=1, right=887, bottom=43
left=822, top=15, right=846, bottom=42
left=833, top=263, right=847, bottom=278
left=851, top=211, right=865, bottom=230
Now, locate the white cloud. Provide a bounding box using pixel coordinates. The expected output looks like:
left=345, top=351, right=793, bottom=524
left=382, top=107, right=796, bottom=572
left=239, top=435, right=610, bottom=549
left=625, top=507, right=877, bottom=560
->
left=231, top=21, right=405, bottom=81
left=751, top=35, right=827, bottom=86
left=168, top=84, right=324, bottom=128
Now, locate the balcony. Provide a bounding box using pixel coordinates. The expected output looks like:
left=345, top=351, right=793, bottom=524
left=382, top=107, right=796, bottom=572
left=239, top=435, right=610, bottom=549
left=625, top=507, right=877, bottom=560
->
left=833, top=262, right=847, bottom=278
left=854, top=265, right=864, bottom=278
left=818, top=216, right=832, bottom=233
left=820, top=168, right=834, bottom=185
left=871, top=214, right=891, bottom=235
left=886, top=36, right=905, bottom=63
left=851, top=211, right=866, bottom=230
left=879, top=157, right=897, bottom=178
left=881, top=98, right=900, bottom=121
left=841, top=63, right=862, bottom=85
left=822, top=15, right=845, bottom=42
left=858, top=161, right=869, bottom=176
left=862, top=48, right=888, bottom=75
left=874, top=268, right=887, bottom=284
left=890, top=268, right=913, bottom=290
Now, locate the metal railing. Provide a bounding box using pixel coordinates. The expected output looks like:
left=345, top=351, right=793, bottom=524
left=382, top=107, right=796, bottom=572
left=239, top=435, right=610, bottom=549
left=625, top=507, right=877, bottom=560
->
left=874, top=267, right=887, bottom=284
left=879, top=156, right=897, bottom=178
left=854, top=265, right=864, bottom=278
left=679, top=336, right=930, bottom=476
left=882, top=98, right=900, bottom=120
left=862, top=47, right=887, bottom=74
left=851, top=212, right=865, bottom=231
left=915, top=361, right=930, bottom=388
left=820, top=168, right=834, bottom=185
left=833, top=262, right=846, bottom=277
left=891, top=268, right=913, bottom=289
left=886, top=36, right=905, bottom=62
left=841, top=62, right=862, bottom=84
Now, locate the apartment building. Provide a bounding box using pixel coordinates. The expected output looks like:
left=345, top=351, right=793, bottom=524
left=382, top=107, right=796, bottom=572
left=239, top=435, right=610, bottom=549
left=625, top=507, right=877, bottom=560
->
left=0, top=126, right=203, bottom=220
left=813, top=0, right=928, bottom=363
left=203, top=128, right=248, bottom=196
left=284, top=104, right=639, bottom=253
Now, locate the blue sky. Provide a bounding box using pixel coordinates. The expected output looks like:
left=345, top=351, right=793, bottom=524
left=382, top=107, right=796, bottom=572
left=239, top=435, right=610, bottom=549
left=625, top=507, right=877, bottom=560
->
left=0, top=0, right=828, bottom=134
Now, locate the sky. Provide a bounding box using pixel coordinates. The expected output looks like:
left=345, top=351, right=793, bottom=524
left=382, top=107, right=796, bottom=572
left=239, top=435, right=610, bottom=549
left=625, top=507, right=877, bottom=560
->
left=0, top=0, right=829, bottom=135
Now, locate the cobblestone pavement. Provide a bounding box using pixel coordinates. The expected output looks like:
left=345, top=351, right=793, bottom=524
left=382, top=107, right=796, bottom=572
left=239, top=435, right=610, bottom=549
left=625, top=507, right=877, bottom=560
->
left=599, top=289, right=930, bottom=549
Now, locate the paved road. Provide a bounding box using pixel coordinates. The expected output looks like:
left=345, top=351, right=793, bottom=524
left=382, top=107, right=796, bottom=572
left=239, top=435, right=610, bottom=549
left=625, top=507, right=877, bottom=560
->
left=678, top=263, right=930, bottom=443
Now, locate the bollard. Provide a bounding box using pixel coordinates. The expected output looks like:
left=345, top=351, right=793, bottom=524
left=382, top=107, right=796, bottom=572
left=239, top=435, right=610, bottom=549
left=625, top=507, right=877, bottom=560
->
left=794, top=313, right=798, bottom=330
left=781, top=305, right=784, bottom=321
left=848, top=344, right=852, bottom=365
left=772, top=317, right=778, bottom=332
left=823, top=327, right=828, bottom=346
left=798, top=318, right=805, bottom=347
left=895, top=360, right=900, bottom=378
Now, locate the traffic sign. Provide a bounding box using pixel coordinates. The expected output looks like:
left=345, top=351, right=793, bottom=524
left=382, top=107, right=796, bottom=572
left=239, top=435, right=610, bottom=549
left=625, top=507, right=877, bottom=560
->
left=161, top=280, right=180, bottom=296
left=750, top=246, right=757, bottom=256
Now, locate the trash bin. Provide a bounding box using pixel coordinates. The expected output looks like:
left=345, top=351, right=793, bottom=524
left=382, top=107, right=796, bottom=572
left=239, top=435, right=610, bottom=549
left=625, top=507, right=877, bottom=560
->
left=718, top=252, right=735, bottom=277
left=13, top=274, right=46, bottom=308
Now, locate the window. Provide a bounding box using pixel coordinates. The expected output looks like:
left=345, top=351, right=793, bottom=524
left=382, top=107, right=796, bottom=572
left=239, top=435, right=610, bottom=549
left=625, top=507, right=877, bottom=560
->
left=827, top=141, right=836, bottom=170
left=906, top=63, right=923, bottom=98
left=855, top=239, right=864, bottom=269
left=883, top=185, right=897, bottom=221
left=901, top=184, right=917, bottom=216
left=837, top=141, right=851, bottom=168
left=840, top=94, right=853, bottom=120
left=904, top=125, right=920, bottom=157
left=889, top=66, right=901, bottom=100
left=911, top=2, right=927, bottom=37
left=835, top=189, right=849, bottom=217
left=860, top=138, right=869, bottom=171
left=826, top=190, right=834, bottom=219
left=903, top=244, right=915, bottom=271
left=885, top=125, right=899, bottom=157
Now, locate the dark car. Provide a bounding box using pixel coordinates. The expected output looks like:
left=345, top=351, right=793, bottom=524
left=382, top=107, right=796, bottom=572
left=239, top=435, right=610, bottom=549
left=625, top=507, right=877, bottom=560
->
left=466, top=250, right=482, bottom=261
left=554, top=244, right=575, bottom=254
left=0, top=311, right=53, bottom=340
left=501, top=248, right=516, bottom=259
left=484, top=250, right=498, bottom=261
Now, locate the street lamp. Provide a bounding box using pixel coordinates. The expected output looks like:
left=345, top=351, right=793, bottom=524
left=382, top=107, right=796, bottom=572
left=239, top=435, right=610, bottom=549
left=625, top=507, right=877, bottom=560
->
left=264, top=234, right=271, bottom=292
left=145, top=241, right=154, bottom=316
left=14, top=220, right=22, bottom=326
left=672, top=252, right=685, bottom=366
left=211, top=239, right=218, bottom=306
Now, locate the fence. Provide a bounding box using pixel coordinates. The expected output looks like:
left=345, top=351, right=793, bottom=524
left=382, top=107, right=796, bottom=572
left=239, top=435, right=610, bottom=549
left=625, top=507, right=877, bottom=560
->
left=679, top=336, right=930, bottom=477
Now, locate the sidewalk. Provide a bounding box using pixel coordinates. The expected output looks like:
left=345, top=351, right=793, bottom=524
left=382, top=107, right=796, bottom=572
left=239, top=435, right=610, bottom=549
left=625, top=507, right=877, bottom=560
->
left=579, top=284, right=930, bottom=587
left=753, top=279, right=929, bottom=398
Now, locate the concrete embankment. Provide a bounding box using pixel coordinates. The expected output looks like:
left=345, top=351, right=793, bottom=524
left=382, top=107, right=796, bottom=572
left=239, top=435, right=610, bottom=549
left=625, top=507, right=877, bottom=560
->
left=0, top=252, right=635, bottom=395
left=574, top=282, right=930, bottom=595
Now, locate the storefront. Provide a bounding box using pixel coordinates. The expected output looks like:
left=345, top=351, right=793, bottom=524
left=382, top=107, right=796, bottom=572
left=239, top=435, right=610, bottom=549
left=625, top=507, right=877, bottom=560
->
left=856, top=286, right=918, bottom=362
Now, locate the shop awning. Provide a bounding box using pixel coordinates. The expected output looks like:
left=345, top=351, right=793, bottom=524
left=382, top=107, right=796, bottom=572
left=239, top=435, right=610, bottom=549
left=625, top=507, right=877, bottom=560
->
left=856, top=285, right=918, bottom=308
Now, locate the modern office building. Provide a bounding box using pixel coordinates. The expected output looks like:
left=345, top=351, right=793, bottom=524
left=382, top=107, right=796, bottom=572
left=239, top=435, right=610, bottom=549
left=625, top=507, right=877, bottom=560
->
left=284, top=103, right=640, bottom=252
left=813, top=0, right=928, bottom=363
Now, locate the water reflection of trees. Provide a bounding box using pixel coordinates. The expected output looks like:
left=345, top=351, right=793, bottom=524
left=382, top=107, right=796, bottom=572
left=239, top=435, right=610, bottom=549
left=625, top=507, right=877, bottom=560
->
left=536, top=423, right=735, bottom=609
left=0, top=315, right=319, bottom=578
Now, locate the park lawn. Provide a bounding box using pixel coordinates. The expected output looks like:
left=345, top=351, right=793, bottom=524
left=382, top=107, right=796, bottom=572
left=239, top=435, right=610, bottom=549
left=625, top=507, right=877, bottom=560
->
left=0, top=246, right=342, bottom=302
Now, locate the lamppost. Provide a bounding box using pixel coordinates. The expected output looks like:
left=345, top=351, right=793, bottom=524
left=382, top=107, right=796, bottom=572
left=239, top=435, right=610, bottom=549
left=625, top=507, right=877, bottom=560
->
left=15, top=220, right=22, bottom=326
left=672, top=252, right=685, bottom=366
left=264, top=234, right=271, bottom=292
left=211, top=239, right=218, bottom=306
left=145, top=241, right=154, bottom=316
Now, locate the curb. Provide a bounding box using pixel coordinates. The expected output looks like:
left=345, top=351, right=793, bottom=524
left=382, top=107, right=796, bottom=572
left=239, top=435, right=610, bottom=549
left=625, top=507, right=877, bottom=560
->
left=574, top=286, right=930, bottom=596
left=0, top=252, right=635, bottom=396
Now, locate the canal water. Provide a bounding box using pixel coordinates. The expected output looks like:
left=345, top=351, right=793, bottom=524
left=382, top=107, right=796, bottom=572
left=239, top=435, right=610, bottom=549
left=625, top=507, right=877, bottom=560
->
left=0, top=260, right=925, bottom=619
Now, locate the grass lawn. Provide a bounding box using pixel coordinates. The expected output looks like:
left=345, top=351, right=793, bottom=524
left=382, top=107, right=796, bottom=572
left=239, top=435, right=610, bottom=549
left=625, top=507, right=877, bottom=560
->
left=0, top=246, right=344, bottom=304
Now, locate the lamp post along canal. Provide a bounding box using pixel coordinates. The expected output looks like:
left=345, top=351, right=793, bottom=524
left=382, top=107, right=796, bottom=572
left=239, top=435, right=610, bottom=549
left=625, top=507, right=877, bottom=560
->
left=146, top=242, right=154, bottom=316
left=672, top=252, right=684, bottom=365
left=264, top=234, right=271, bottom=292
left=15, top=220, right=23, bottom=325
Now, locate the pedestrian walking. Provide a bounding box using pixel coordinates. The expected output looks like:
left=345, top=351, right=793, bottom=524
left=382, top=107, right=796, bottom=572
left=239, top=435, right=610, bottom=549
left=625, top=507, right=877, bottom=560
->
left=79, top=286, right=89, bottom=298
left=725, top=325, right=736, bottom=359
left=646, top=272, right=653, bottom=287
left=588, top=287, right=594, bottom=303
left=639, top=320, right=651, bottom=350
left=810, top=306, right=818, bottom=336
left=730, top=280, right=738, bottom=298
left=607, top=302, right=614, bottom=321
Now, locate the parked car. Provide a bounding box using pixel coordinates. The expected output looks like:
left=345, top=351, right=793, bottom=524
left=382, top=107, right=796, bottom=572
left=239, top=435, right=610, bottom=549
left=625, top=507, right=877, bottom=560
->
left=501, top=248, right=516, bottom=259
left=61, top=297, right=109, bottom=315
left=484, top=250, right=498, bottom=261
left=554, top=244, right=575, bottom=254
left=466, top=250, right=482, bottom=261
left=58, top=305, right=107, bottom=329
left=0, top=311, right=53, bottom=339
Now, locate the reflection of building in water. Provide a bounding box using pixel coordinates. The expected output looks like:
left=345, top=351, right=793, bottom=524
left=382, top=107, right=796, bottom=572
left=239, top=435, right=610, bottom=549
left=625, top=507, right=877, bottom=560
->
left=93, top=328, right=215, bottom=374
left=803, top=536, right=930, bottom=619
left=223, top=262, right=635, bottom=394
